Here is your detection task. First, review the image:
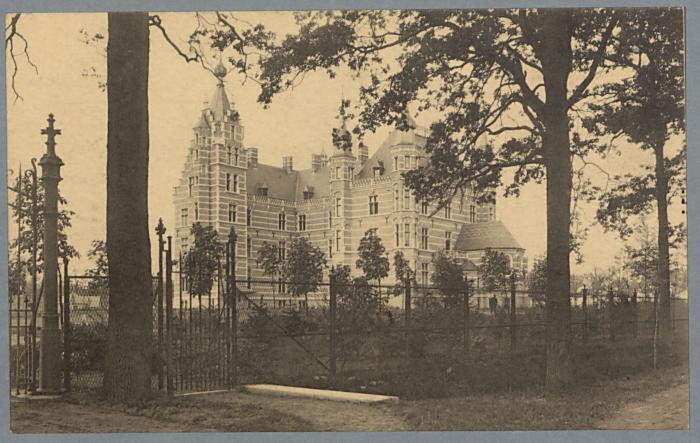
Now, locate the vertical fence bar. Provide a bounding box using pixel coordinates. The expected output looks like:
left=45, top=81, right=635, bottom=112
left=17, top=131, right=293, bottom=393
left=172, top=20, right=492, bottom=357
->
left=166, top=236, right=174, bottom=396
left=155, top=220, right=165, bottom=390
left=582, top=286, right=588, bottom=345
left=225, top=238, right=232, bottom=387
left=230, top=228, right=238, bottom=387
left=29, top=161, right=39, bottom=393
left=510, top=273, right=517, bottom=353
left=631, top=288, right=638, bottom=338
left=14, top=165, right=23, bottom=396
left=63, top=259, right=71, bottom=392
left=463, top=279, right=471, bottom=361
left=608, top=287, right=615, bottom=343
left=404, top=278, right=412, bottom=359
left=329, top=270, right=337, bottom=381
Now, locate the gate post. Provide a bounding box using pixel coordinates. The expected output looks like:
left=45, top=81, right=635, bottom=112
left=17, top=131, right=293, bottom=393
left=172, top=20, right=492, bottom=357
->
left=608, top=287, right=615, bottom=343
left=229, top=227, right=238, bottom=386
left=582, top=286, right=588, bottom=345
left=38, top=114, right=63, bottom=395
left=509, top=272, right=517, bottom=353
left=329, top=269, right=337, bottom=380
left=155, top=219, right=165, bottom=390
left=463, top=278, right=471, bottom=361
left=165, top=236, right=174, bottom=396
left=63, top=259, right=71, bottom=392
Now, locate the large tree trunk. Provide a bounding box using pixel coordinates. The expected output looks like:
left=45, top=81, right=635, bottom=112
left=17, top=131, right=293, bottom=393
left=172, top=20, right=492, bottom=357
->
left=654, top=139, right=672, bottom=336
left=539, top=11, right=574, bottom=390
left=103, top=12, right=153, bottom=401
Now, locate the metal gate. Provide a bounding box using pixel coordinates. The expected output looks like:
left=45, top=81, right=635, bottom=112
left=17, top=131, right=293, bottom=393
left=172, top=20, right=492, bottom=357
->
left=157, top=221, right=237, bottom=394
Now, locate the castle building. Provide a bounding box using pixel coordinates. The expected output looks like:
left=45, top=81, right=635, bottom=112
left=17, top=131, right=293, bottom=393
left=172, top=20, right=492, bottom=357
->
left=173, top=63, right=526, bottom=299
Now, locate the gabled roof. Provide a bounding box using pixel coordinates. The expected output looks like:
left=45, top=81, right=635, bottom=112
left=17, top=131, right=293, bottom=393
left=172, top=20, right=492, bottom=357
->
left=455, top=220, right=523, bottom=251
left=356, top=127, right=427, bottom=179
left=246, top=164, right=299, bottom=201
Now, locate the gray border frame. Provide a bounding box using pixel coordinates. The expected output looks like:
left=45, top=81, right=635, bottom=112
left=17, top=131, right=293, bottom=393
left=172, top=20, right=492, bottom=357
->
left=0, top=1, right=695, bottom=442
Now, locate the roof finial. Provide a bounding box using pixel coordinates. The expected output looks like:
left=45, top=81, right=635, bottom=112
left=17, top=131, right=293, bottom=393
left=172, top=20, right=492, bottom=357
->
left=213, top=49, right=227, bottom=83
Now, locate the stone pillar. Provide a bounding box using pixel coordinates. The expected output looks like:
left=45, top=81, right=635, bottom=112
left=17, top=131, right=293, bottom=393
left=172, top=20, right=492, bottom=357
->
left=38, top=113, right=63, bottom=394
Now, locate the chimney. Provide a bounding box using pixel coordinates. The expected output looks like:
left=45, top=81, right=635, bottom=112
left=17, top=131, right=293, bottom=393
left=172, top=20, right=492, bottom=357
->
left=358, top=142, right=369, bottom=164
left=283, top=156, right=293, bottom=173
left=247, top=147, right=258, bottom=167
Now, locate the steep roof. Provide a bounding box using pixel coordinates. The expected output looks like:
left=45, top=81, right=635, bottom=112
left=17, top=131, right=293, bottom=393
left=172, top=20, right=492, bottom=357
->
left=356, top=128, right=427, bottom=179
left=455, top=220, right=523, bottom=251
left=246, top=163, right=331, bottom=202
left=209, top=83, right=231, bottom=121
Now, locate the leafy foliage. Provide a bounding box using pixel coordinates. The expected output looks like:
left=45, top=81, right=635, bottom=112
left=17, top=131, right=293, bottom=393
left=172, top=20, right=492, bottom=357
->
left=8, top=169, right=78, bottom=276
left=182, top=223, right=224, bottom=297
left=430, top=251, right=465, bottom=307
left=256, top=241, right=280, bottom=277
left=478, top=248, right=511, bottom=291
left=280, top=237, right=327, bottom=301
left=527, top=257, right=547, bottom=303
left=356, top=229, right=389, bottom=284
left=86, top=239, right=108, bottom=290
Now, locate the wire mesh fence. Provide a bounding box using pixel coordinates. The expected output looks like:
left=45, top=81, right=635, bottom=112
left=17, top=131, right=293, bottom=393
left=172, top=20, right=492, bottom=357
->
left=22, top=270, right=687, bottom=398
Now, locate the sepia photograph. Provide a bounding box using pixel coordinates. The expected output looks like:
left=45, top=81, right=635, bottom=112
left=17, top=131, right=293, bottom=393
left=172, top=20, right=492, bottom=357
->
left=3, top=5, right=690, bottom=435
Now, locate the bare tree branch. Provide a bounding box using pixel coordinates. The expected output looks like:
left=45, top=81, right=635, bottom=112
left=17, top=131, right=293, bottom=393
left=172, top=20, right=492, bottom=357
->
left=6, top=13, right=39, bottom=103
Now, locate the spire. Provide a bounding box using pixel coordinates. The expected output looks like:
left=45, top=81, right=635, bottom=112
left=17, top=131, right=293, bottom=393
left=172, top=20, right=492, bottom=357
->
left=209, top=54, right=232, bottom=122
left=332, top=96, right=353, bottom=153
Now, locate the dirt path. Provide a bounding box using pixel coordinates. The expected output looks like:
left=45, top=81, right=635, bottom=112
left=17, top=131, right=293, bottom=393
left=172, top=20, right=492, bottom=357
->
left=199, top=391, right=410, bottom=431
left=597, top=382, right=689, bottom=430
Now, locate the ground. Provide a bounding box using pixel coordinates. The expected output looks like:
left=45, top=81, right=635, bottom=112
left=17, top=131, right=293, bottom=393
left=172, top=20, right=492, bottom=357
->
left=11, top=364, right=688, bottom=432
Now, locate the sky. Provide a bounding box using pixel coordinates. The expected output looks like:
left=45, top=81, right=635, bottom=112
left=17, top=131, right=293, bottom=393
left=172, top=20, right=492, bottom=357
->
left=5, top=11, right=687, bottom=275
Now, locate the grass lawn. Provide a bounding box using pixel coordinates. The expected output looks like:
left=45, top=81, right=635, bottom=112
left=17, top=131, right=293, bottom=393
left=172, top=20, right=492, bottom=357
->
left=394, top=363, right=688, bottom=430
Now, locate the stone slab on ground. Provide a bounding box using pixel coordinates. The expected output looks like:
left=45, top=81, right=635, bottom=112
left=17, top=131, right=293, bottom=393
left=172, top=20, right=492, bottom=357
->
left=242, top=384, right=399, bottom=404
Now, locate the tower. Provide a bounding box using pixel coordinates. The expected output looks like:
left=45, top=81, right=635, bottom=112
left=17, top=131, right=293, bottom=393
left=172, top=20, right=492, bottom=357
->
left=329, top=102, right=356, bottom=267
left=174, top=60, right=247, bottom=272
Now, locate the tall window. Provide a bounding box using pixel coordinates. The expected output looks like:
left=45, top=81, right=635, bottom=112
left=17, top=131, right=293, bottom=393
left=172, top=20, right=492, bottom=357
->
left=369, top=195, right=379, bottom=215
left=194, top=202, right=199, bottom=221
left=195, top=148, right=199, bottom=160
left=180, top=208, right=188, bottom=226
left=181, top=237, right=189, bottom=251
left=421, top=200, right=429, bottom=215
left=393, top=156, right=398, bottom=170
left=328, top=239, right=333, bottom=258
left=247, top=266, right=252, bottom=289
left=234, top=147, right=240, bottom=165
left=404, top=223, right=411, bottom=247
left=188, top=176, right=195, bottom=197
left=227, top=146, right=232, bottom=164
left=328, top=211, right=333, bottom=228
left=444, top=203, right=451, bottom=219
left=469, top=205, right=476, bottom=223
left=421, top=263, right=429, bottom=285
left=233, top=174, right=239, bottom=192
left=298, top=214, right=307, bottom=231
left=335, top=167, right=341, bottom=179
left=278, top=212, right=286, bottom=230
left=278, top=241, right=286, bottom=260
left=395, top=224, right=400, bottom=247
left=421, top=227, right=429, bottom=250
left=394, top=188, right=400, bottom=211
left=226, top=173, right=231, bottom=191
left=246, top=237, right=252, bottom=257
left=399, top=156, right=405, bottom=170
left=403, top=188, right=410, bottom=210
left=247, top=208, right=252, bottom=226
left=335, top=230, right=342, bottom=252
left=405, top=155, right=411, bottom=169
left=445, top=231, right=452, bottom=251
left=335, top=197, right=342, bottom=217
left=228, top=204, right=236, bottom=223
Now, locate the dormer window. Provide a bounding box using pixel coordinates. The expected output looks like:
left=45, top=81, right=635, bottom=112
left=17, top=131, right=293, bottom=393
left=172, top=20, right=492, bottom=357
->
left=303, top=186, right=315, bottom=200
left=257, top=182, right=268, bottom=196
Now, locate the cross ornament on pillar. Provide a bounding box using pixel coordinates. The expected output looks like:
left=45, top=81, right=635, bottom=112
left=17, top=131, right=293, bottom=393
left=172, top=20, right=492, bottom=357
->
left=37, top=113, right=64, bottom=395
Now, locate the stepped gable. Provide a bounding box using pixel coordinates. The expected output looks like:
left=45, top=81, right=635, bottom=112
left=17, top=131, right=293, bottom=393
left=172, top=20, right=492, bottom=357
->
left=455, top=220, right=523, bottom=251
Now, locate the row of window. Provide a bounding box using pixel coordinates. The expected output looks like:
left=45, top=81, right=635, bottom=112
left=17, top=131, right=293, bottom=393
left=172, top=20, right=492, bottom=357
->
left=393, top=154, right=421, bottom=171
left=393, top=225, right=451, bottom=251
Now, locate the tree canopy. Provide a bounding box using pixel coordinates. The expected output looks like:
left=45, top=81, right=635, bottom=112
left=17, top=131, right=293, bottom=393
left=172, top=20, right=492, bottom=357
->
left=356, top=229, right=389, bottom=284
left=478, top=248, right=511, bottom=291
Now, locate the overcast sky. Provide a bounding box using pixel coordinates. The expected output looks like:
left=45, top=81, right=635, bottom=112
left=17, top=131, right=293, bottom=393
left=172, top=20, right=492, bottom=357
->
left=5, top=12, right=687, bottom=275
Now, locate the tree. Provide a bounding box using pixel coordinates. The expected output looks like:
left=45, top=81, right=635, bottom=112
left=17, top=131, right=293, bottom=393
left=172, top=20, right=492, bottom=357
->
left=527, top=257, right=547, bottom=304
left=585, top=9, right=684, bottom=336
left=356, top=229, right=389, bottom=285
left=86, top=239, right=108, bottom=291
left=430, top=251, right=465, bottom=308
left=8, top=170, right=79, bottom=275
left=478, top=248, right=511, bottom=291
left=280, top=237, right=327, bottom=314
left=103, top=12, right=152, bottom=401
left=182, top=223, right=224, bottom=297
left=254, top=9, right=623, bottom=389
left=256, top=241, right=280, bottom=276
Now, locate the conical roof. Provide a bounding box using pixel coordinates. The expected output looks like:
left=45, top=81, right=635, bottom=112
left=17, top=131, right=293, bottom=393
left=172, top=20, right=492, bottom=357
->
left=209, top=83, right=231, bottom=122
